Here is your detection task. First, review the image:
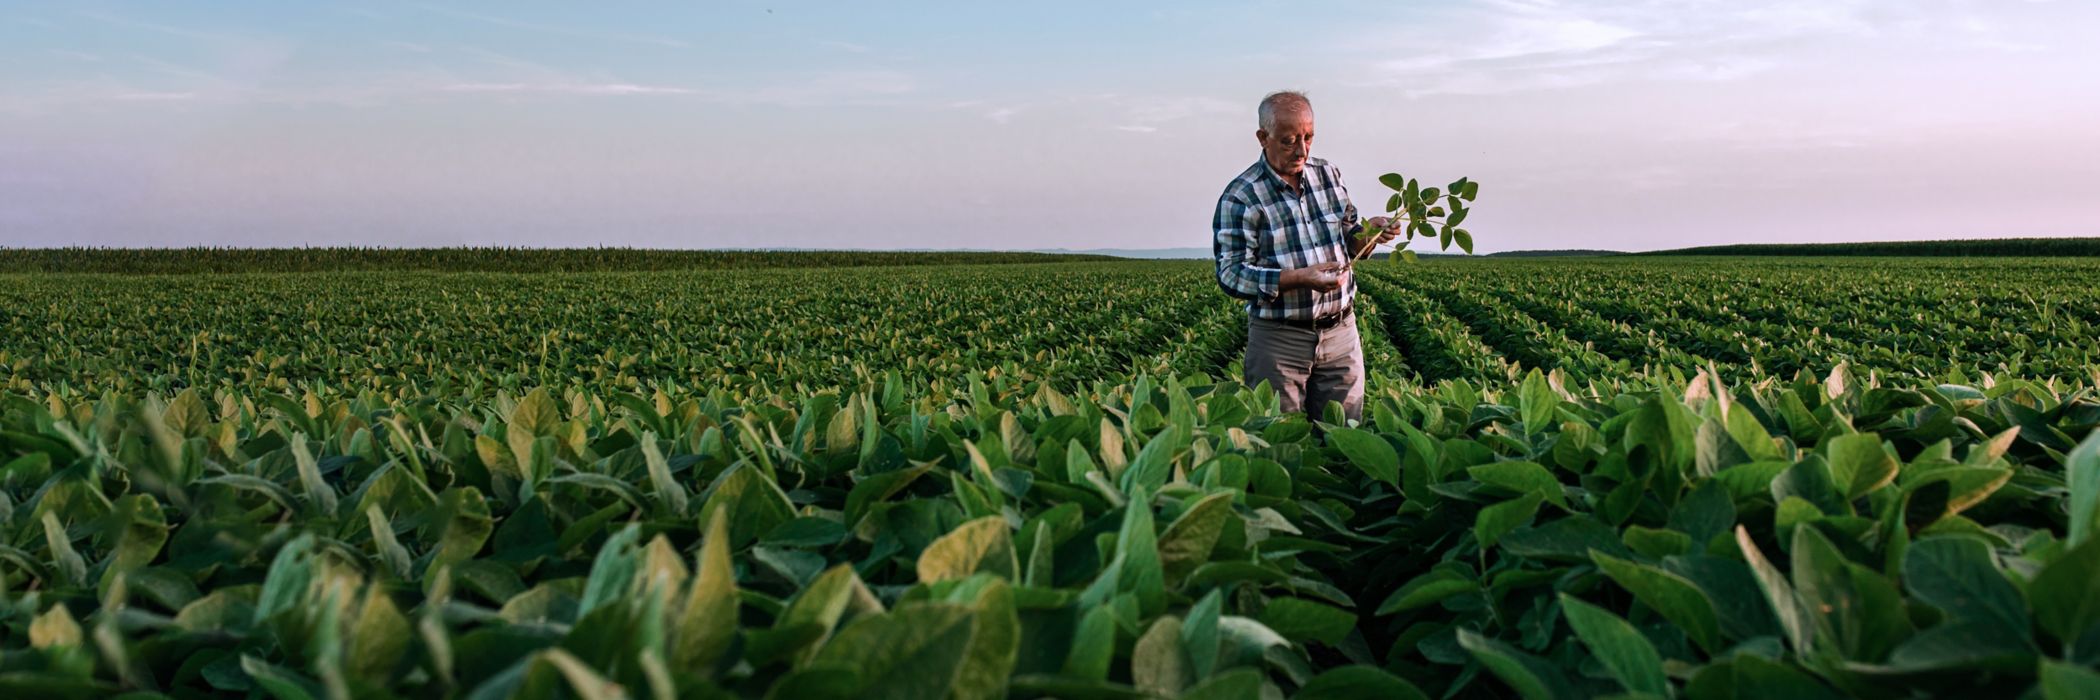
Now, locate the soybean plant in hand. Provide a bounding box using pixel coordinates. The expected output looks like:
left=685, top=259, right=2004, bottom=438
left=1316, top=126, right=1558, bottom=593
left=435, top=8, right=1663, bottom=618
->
left=1353, top=173, right=1481, bottom=264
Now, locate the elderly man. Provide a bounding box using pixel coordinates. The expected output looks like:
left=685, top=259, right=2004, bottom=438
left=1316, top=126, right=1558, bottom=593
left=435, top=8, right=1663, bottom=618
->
left=1212, top=91, right=1402, bottom=424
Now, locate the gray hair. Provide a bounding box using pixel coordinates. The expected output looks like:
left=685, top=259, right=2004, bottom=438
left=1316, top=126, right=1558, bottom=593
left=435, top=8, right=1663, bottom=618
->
left=1258, top=91, right=1311, bottom=131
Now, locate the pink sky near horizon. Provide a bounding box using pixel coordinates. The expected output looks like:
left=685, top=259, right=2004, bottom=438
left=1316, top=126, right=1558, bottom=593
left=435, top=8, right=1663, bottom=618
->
left=2, top=0, right=2096, bottom=253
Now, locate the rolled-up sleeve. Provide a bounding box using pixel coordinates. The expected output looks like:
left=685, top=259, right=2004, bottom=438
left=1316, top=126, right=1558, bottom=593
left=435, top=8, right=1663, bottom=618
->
left=1213, top=193, right=1279, bottom=302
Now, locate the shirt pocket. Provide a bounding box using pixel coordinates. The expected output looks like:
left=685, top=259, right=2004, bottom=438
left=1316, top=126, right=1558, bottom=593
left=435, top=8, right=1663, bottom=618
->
left=1315, top=211, right=1349, bottom=261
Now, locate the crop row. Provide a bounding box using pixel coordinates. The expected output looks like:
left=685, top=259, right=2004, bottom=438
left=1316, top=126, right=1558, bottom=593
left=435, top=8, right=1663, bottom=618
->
left=0, top=361, right=2095, bottom=698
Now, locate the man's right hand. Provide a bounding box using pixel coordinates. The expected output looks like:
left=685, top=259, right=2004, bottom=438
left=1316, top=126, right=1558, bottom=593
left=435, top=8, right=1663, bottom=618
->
left=1281, top=261, right=1346, bottom=293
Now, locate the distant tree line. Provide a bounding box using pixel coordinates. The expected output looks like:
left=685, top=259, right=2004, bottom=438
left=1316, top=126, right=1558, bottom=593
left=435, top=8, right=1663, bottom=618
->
left=0, top=247, right=1120, bottom=274
left=1636, top=237, right=2100, bottom=257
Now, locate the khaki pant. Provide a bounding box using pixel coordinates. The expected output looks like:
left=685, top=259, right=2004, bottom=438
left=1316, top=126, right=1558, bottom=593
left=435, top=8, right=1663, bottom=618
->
left=1245, top=312, right=1365, bottom=423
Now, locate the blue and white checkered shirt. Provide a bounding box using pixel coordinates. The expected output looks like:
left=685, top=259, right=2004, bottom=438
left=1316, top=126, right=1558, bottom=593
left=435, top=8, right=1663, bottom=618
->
left=1212, top=156, right=1364, bottom=321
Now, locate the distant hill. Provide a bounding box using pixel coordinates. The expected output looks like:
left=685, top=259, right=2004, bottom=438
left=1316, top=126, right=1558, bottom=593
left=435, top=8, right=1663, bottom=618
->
left=0, top=247, right=1120, bottom=274
left=1035, top=247, right=1213, bottom=259
left=1484, top=249, right=1623, bottom=258
left=1635, top=237, right=2100, bottom=257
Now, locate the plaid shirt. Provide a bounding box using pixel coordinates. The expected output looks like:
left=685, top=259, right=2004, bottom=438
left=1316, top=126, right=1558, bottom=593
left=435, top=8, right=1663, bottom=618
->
left=1212, top=155, right=1364, bottom=321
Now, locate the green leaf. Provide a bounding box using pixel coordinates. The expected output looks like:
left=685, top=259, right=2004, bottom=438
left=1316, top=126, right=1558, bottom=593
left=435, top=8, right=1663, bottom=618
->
left=1183, top=668, right=1263, bottom=700
left=1295, top=666, right=1430, bottom=700
left=1257, top=597, right=1356, bottom=646
left=241, top=655, right=323, bottom=700
left=1826, top=433, right=1898, bottom=499
left=2030, top=537, right=2100, bottom=650
left=1622, top=526, right=1692, bottom=559
left=97, top=494, right=167, bottom=592
left=845, top=463, right=932, bottom=529
left=507, top=388, right=561, bottom=469
left=697, top=464, right=796, bottom=547
left=2070, top=430, right=2100, bottom=547
left=1791, top=524, right=1911, bottom=661
left=576, top=524, right=641, bottom=618
left=812, top=603, right=978, bottom=700
left=640, top=432, right=688, bottom=517
left=1375, top=569, right=1478, bottom=615
left=1328, top=428, right=1398, bottom=485
left=1501, top=515, right=1631, bottom=562
left=1518, top=370, right=1557, bottom=438
left=1903, top=536, right=2029, bottom=638
left=426, top=487, right=494, bottom=576
left=1736, top=526, right=1814, bottom=654
left=1456, top=628, right=1571, bottom=700
left=1462, top=180, right=1480, bottom=200
left=1066, top=604, right=1116, bottom=681
left=1687, top=654, right=1841, bottom=700
left=2042, top=659, right=2100, bottom=700
left=348, top=588, right=410, bottom=683
left=366, top=507, right=414, bottom=581
left=1157, top=492, right=1235, bottom=588
left=766, top=665, right=860, bottom=700
left=522, top=649, right=626, bottom=700
left=941, top=576, right=1019, bottom=700
left=1184, top=589, right=1222, bottom=680
left=1132, top=615, right=1192, bottom=697
left=1400, top=250, right=1418, bottom=264
left=1590, top=551, right=1724, bottom=654
left=1475, top=491, right=1545, bottom=550
left=291, top=435, right=338, bottom=517
left=1558, top=594, right=1670, bottom=698
left=165, top=387, right=213, bottom=438
left=1379, top=173, right=1408, bottom=191
left=29, top=604, right=83, bottom=648
left=1121, top=426, right=1180, bottom=495
left=1453, top=229, right=1474, bottom=255
left=1083, top=485, right=1165, bottom=616
left=918, top=516, right=1019, bottom=583
left=1468, top=461, right=1566, bottom=509
left=675, top=509, right=739, bottom=673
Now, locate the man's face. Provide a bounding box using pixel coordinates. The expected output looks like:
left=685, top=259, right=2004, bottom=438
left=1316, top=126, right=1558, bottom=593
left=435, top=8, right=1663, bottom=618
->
left=1257, top=107, right=1314, bottom=179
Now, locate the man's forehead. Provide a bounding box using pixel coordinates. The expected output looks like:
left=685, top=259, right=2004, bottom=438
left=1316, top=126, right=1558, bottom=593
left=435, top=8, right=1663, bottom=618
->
left=1272, top=108, right=1314, bottom=128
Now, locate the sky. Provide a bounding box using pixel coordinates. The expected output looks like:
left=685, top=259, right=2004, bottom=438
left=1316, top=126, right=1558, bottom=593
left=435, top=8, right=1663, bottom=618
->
left=2, top=1, right=2096, bottom=253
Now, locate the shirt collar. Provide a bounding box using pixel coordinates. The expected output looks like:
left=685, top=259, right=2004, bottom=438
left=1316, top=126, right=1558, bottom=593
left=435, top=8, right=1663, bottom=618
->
left=1258, top=155, right=1310, bottom=194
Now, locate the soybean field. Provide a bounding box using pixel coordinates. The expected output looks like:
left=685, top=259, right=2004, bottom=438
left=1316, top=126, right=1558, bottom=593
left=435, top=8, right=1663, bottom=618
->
left=1, top=253, right=2098, bottom=700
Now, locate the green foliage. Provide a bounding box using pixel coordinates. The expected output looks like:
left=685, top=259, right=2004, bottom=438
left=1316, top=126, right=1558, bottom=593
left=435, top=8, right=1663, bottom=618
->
left=1363, top=172, right=1483, bottom=262
left=0, top=256, right=2095, bottom=698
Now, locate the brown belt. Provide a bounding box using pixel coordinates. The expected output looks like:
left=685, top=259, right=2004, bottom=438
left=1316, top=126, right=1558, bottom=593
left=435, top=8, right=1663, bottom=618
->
left=1276, top=309, right=1353, bottom=330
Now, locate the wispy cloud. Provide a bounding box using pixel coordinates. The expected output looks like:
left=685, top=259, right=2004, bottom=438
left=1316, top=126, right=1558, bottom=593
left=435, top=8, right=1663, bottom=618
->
left=110, top=91, right=200, bottom=102
left=416, top=5, right=689, bottom=48
left=441, top=82, right=696, bottom=96
left=818, top=40, right=872, bottom=53
left=76, top=9, right=246, bottom=43
left=49, top=49, right=104, bottom=62
left=1344, top=0, right=2034, bottom=96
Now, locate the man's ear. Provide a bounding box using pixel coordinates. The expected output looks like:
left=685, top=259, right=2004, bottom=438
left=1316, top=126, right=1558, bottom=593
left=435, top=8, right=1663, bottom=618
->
left=1255, top=129, right=1268, bottom=146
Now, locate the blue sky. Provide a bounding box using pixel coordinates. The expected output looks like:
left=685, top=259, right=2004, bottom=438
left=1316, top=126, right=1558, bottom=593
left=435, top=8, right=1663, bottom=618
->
left=3, top=0, right=2095, bottom=252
